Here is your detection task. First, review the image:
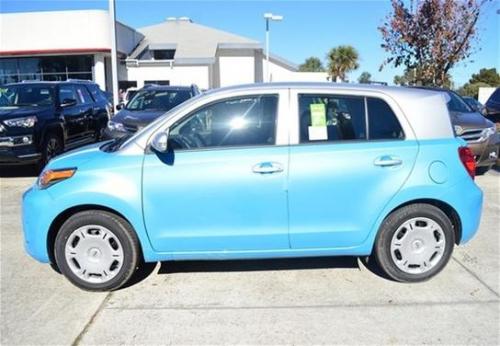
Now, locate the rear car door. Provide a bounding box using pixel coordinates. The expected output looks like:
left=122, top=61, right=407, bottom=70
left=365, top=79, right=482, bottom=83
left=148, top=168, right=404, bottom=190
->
left=142, top=91, right=291, bottom=253
left=287, top=90, right=419, bottom=249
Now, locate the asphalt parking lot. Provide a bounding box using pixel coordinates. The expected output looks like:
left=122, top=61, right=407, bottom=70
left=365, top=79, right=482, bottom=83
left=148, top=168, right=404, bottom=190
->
left=1, top=168, right=499, bottom=345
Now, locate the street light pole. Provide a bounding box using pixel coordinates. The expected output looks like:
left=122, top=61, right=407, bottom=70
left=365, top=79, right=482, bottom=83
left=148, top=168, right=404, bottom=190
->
left=109, top=0, right=119, bottom=111
left=263, top=13, right=283, bottom=83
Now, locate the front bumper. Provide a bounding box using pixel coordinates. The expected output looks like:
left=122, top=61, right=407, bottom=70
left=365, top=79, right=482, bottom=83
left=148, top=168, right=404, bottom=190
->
left=468, top=135, right=499, bottom=168
left=22, top=185, right=54, bottom=263
left=0, top=135, right=41, bottom=164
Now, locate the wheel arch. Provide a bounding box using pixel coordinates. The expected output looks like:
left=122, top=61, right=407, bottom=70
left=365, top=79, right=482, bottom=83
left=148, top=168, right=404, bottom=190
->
left=46, top=204, right=145, bottom=266
left=382, top=198, right=462, bottom=245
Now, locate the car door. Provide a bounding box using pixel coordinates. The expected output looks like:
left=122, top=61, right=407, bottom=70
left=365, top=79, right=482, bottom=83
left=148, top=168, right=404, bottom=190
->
left=287, top=90, right=418, bottom=249
left=58, top=84, right=85, bottom=140
left=74, top=84, right=94, bottom=137
left=142, top=91, right=290, bottom=253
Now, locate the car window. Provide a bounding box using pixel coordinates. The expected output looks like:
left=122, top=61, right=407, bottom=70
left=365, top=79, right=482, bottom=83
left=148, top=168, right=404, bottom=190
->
left=367, top=98, right=405, bottom=140
left=0, top=85, right=54, bottom=107
left=447, top=91, right=472, bottom=113
left=299, top=94, right=366, bottom=143
left=87, top=84, right=108, bottom=103
left=75, top=85, right=93, bottom=104
left=59, top=85, right=79, bottom=104
left=127, top=89, right=192, bottom=111
left=169, top=95, right=278, bottom=150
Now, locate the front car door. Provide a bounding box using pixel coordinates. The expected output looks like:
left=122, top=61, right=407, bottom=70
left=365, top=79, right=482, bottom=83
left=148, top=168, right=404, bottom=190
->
left=58, top=84, right=86, bottom=140
left=142, top=90, right=290, bottom=254
left=287, top=89, right=419, bottom=249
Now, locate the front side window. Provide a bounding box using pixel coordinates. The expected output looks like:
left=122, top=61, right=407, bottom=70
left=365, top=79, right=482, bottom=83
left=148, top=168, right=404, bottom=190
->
left=0, top=85, right=55, bottom=107
left=126, top=89, right=191, bottom=111
left=169, top=95, right=278, bottom=150
left=367, top=98, right=404, bottom=140
left=299, top=94, right=366, bottom=143
left=75, top=85, right=93, bottom=104
left=59, top=85, right=79, bottom=104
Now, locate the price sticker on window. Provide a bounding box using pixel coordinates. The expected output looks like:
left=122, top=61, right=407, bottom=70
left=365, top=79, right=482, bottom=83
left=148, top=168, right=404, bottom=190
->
left=310, top=103, right=326, bottom=127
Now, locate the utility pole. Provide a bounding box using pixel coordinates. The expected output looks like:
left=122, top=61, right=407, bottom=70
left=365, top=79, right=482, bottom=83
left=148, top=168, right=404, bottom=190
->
left=109, top=0, right=119, bottom=111
left=263, top=13, right=283, bottom=83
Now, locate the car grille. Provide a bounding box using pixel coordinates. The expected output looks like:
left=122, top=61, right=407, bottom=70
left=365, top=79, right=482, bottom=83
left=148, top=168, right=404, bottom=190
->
left=459, top=128, right=483, bottom=143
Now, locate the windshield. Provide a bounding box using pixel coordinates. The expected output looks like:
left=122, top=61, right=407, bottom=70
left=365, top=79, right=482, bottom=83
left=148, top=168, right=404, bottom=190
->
left=0, top=84, right=55, bottom=107
left=446, top=91, right=473, bottom=113
left=125, top=89, right=192, bottom=111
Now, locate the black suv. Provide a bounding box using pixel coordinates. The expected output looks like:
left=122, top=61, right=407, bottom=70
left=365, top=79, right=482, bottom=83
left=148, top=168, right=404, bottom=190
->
left=105, top=84, right=200, bottom=139
left=0, top=80, right=109, bottom=169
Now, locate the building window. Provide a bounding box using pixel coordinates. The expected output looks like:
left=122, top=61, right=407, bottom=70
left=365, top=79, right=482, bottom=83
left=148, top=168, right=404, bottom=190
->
left=0, top=55, right=93, bottom=84
left=153, top=50, right=176, bottom=60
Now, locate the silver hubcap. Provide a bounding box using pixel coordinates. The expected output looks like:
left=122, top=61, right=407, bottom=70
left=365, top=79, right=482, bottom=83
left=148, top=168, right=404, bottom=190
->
left=65, top=225, right=124, bottom=284
left=390, top=217, right=446, bottom=274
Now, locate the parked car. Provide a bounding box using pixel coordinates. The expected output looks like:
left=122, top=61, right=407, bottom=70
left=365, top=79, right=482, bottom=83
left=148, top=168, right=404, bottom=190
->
left=462, top=96, right=485, bottom=114
left=22, top=83, right=483, bottom=291
left=484, top=87, right=500, bottom=127
left=105, top=84, right=200, bottom=139
left=411, top=87, right=498, bottom=175
left=0, top=80, right=110, bottom=169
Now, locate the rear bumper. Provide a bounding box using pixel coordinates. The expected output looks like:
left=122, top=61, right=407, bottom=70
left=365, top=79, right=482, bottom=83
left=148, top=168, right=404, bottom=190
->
left=441, top=178, right=483, bottom=244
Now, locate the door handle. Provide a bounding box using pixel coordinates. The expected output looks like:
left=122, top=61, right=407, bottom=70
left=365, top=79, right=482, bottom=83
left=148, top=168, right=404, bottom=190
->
left=252, top=162, right=284, bottom=174
left=374, top=155, right=403, bottom=167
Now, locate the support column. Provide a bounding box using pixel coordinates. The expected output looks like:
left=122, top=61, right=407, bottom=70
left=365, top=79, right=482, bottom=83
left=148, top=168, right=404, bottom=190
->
left=93, top=53, right=106, bottom=90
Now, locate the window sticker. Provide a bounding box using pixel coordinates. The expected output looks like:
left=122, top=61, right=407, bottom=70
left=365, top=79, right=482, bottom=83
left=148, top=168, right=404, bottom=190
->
left=309, top=103, right=327, bottom=140
left=310, top=103, right=326, bottom=127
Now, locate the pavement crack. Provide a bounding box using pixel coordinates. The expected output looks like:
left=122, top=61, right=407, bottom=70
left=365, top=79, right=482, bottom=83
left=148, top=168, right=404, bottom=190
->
left=71, top=292, right=112, bottom=346
left=452, top=256, right=500, bottom=298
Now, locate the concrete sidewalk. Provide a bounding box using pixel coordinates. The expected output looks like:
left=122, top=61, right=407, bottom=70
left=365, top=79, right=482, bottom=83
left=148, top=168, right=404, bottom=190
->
left=1, top=171, right=499, bottom=345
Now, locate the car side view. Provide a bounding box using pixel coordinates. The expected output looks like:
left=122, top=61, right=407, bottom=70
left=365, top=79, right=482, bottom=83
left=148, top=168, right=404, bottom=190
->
left=0, top=80, right=110, bottom=169
left=22, top=83, right=483, bottom=291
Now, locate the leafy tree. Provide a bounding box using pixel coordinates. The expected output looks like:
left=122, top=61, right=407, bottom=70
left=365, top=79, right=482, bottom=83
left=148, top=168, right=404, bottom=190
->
left=358, top=72, right=372, bottom=84
left=379, top=0, right=486, bottom=87
left=393, top=67, right=453, bottom=88
left=457, top=68, right=500, bottom=98
left=326, top=45, right=359, bottom=82
left=299, top=57, right=325, bottom=72
left=468, top=68, right=500, bottom=86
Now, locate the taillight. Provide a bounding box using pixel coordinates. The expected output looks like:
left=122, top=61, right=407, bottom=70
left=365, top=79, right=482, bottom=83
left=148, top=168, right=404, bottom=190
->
left=458, top=146, right=476, bottom=179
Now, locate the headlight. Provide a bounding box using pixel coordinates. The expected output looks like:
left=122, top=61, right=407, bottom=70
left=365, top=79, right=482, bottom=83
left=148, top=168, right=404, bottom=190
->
left=4, top=116, right=37, bottom=128
left=479, top=126, right=496, bottom=141
left=107, top=120, right=126, bottom=132
left=37, top=168, right=76, bottom=189
left=453, top=125, right=464, bottom=136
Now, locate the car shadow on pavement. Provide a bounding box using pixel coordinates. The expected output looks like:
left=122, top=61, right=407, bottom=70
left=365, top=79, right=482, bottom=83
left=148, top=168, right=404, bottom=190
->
left=0, top=165, right=38, bottom=178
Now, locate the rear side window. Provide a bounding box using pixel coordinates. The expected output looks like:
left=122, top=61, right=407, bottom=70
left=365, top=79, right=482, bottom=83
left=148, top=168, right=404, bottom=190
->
left=87, top=84, right=108, bottom=103
left=367, top=98, right=404, bottom=140
left=75, top=85, right=93, bottom=104
left=299, top=94, right=366, bottom=143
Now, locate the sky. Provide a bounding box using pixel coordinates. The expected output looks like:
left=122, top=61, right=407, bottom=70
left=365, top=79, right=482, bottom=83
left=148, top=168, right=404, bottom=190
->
left=1, top=0, right=498, bottom=87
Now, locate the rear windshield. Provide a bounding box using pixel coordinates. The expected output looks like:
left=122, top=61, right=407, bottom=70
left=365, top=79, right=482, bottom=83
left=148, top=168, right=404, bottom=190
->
left=126, top=89, right=191, bottom=111
left=0, top=84, right=55, bottom=107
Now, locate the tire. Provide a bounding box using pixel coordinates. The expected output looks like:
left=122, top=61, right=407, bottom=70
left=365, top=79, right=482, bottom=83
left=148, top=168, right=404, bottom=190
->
left=95, top=122, right=106, bottom=142
left=54, top=210, right=141, bottom=291
left=38, top=132, right=63, bottom=171
left=373, top=204, right=455, bottom=283
left=475, top=166, right=491, bottom=176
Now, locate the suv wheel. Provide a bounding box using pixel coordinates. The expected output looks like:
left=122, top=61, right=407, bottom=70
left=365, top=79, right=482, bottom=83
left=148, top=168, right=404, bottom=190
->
left=373, top=204, right=454, bottom=282
left=54, top=211, right=141, bottom=291
left=39, top=133, right=63, bottom=170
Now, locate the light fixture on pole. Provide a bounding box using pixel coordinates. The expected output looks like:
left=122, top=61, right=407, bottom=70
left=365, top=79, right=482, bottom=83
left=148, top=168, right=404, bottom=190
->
left=263, top=13, right=283, bottom=83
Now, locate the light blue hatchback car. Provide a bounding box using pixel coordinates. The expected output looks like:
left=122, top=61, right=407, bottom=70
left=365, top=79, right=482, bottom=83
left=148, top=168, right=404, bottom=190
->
left=22, top=83, right=483, bottom=291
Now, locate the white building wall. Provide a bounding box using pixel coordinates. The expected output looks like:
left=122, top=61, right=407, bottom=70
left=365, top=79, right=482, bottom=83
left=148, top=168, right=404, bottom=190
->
left=126, top=65, right=210, bottom=89
left=266, top=60, right=328, bottom=82
left=218, top=56, right=255, bottom=87
left=92, top=54, right=106, bottom=90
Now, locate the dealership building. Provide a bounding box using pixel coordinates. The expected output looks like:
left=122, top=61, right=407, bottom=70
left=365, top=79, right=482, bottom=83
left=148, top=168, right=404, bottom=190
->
left=0, top=10, right=327, bottom=91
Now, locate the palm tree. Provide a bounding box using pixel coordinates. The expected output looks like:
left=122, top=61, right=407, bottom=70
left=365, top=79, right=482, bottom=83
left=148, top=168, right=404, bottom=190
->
left=326, top=45, right=359, bottom=82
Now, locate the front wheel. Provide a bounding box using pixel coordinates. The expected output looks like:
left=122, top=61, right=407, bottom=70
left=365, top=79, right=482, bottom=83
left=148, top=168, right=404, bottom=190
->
left=54, top=210, right=141, bottom=291
left=38, top=133, right=63, bottom=171
left=373, top=204, right=455, bottom=282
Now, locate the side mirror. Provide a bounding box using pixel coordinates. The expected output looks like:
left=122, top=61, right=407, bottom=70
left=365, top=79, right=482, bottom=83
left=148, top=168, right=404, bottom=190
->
left=116, top=103, right=123, bottom=111
left=61, top=98, right=77, bottom=107
left=151, top=130, right=169, bottom=153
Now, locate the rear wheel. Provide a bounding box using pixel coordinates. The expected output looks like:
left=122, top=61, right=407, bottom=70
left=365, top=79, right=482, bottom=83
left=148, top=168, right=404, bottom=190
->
left=54, top=210, right=140, bottom=291
left=373, top=204, right=455, bottom=282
